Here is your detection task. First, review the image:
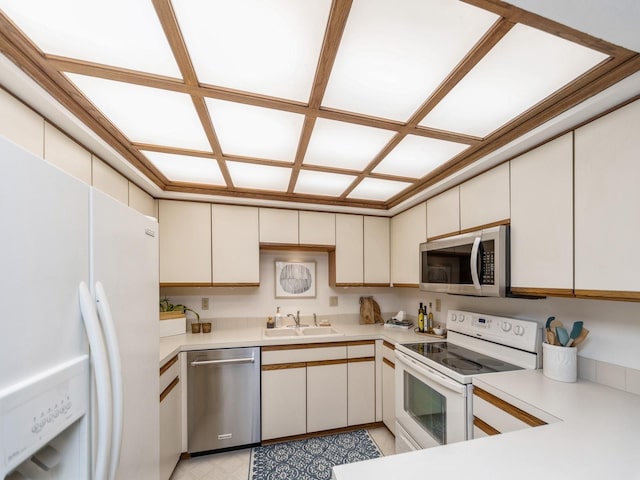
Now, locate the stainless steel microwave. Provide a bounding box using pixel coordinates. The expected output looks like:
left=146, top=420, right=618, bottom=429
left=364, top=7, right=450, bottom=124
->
left=419, top=225, right=509, bottom=297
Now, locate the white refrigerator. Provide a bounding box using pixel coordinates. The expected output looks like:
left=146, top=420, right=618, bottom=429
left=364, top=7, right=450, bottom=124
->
left=0, top=136, right=159, bottom=479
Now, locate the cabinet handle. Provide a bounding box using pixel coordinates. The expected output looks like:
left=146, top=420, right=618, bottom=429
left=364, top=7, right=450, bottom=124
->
left=160, top=376, right=179, bottom=403
left=470, top=236, right=482, bottom=290
left=190, top=356, right=255, bottom=366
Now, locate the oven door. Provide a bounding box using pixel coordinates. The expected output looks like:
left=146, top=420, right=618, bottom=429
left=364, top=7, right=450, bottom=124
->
left=395, top=351, right=470, bottom=449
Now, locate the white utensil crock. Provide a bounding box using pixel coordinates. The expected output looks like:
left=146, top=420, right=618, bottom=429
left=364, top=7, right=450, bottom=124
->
left=543, top=342, right=577, bottom=382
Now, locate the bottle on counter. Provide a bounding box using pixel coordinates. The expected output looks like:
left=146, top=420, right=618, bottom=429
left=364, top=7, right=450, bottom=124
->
left=275, top=306, right=282, bottom=328
left=267, top=316, right=275, bottom=329
left=418, top=302, right=425, bottom=332
left=427, top=302, right=434, bottom=333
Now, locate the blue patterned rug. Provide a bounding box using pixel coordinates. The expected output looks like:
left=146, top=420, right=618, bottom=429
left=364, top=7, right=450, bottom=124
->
left=250, top=430, right=382, bottom=480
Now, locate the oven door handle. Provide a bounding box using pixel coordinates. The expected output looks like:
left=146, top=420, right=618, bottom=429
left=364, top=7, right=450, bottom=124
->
left=470, top=236, right=482, bottom=291
left=396, top=351, right=467, bottom=395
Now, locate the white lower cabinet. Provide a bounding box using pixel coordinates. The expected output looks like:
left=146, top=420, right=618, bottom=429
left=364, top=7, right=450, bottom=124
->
left=261, top=365, right=307, bottom=440
left=307, top=361, right=348, bottom=432
left=381, top=342, right=395, bottom=435
left=159, top=355, right=181, bottom=480
left=347, top=341, right=376, bottom=426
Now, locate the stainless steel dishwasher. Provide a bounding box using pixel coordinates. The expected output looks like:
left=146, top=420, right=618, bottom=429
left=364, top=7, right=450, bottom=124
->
left=187, top=347, right=261, bottom=454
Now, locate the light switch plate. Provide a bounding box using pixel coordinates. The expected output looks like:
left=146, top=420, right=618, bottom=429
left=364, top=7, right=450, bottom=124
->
left=329, top=296, right=338, bottom=307
left=201, top=297, right=209, bottom=310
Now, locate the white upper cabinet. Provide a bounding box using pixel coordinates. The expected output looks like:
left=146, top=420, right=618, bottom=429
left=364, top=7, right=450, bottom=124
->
left=575, top=100, right=640, bottom=297
left=259, top=208, right=299, bottom=244
left=159, top=200, right=212, bottom=284
left=510, top=133, right=573, bottom=294
left=44, top=122, right=91, bottom=184
left=333, top=214, right=364, bottom=285
left=364, top=216, right=390, bottom=285
left=92, top=156, right=128, bottom=205
left=128, top=182, right=157, bottom=218
left=299, top=211, right=336, bottom=246
left=390, top=202, right=426, bottom=286
left=459, top=162, right=510, bottom=231
left=0, top=88, right=43, bottom=158
left=427, top=187, right=460, bottom=239
left=211, top=205, right=259, bottom=284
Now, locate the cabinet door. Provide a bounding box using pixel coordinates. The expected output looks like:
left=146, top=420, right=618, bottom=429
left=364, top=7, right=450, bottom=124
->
left=427, top=187, right=459, bottom=239
left=44, top=122, right=91, bottom=184
left=299, top=211, right=335, bottom=245
left=259, top=208, right=298, bottom=244
left=159, top=200, right=212, bottom=284
left=333, top=214, right=364, bottom=285
left=364, top=216, right=390, bottom=285
left=128, top=182, right=157, bottom=218
left=262, top=366, right=307, bottom=440
left=347, top=359, right=375, bottom=426
left=510, top=133, right=573, bottom=295
left=0, top=88, right=43, bottom=157
left=212, top=205, right=259, bottom=284
left=382, top=359, right=395, bottom=435
left=92, top=156, right=128, bottom=205
left=575, top=100, right=640, bottom=298
left=390, top=202, right=426, bottom=286
left=159, top=378, right=181, bottom=480
left=459, top=162, right=510, bottom=231
left=307, top=361, right=347, bottom=432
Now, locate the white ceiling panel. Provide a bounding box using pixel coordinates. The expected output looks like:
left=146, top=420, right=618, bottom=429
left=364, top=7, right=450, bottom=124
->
left=419, top=24, right=609, bottom=137
left=227, top=162, right=291, bottom=191
left=65, top=73, right=210, bottom=151
left=0, top=0, right=181, bottom=77
left=304, top=118, right=396, bottom=170
left=294, top=170, right=356, bottom=196
left=322, top=0, right=498, bottom=121
left=205, top=99, right=304, bottom=162
left=374, top=135, right=469, bottom=178
left=347, top=178, right=412, bottom=201
left=172, top=0, right=332, bottom=101
left=144, top=151, right=225, bottom=185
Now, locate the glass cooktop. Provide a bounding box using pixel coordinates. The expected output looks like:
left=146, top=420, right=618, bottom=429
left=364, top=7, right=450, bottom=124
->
left=402, top=341, right=522, bottom=375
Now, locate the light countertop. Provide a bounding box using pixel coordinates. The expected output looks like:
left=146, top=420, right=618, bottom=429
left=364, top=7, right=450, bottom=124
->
left=159, top=322, right=436, bottom=365
left=333, top=368, right=640, bottom=479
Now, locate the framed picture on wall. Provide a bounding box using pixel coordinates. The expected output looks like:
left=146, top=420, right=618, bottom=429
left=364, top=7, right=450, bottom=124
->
left=275, top=261, right=316, bottom=298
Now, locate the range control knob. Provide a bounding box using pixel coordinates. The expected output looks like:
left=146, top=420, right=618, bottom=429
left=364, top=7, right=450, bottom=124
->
left=450, top=314, right=457, bottom=322
left=501, top=321, right=512, bottom=333
left=514, top=325, right=525, bottom=336
left=458, top=314, right=465, bottom=323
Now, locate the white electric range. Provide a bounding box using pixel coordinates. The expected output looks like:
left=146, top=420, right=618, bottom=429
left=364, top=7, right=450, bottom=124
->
left=394, top=309, right=542, bottom=453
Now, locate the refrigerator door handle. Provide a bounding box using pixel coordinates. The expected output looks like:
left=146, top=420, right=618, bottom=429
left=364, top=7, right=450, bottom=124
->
left=78, top=282, right=111, bottom=480
left=95, top=282, right=123, bottom=480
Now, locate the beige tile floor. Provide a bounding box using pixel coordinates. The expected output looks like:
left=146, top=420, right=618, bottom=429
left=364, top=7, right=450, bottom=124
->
left=170, top=427, right=396, bottom=480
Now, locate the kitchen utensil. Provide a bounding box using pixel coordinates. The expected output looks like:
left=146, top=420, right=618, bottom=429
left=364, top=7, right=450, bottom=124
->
left=572, top=327, right=590, bottom=347
left=556, top=326, right=570, bottom=346
left=565, top=321, right=584, bottom=347
left=545, top=316, right=556, bottom=330
left=549, top=319, right=564, bottom=331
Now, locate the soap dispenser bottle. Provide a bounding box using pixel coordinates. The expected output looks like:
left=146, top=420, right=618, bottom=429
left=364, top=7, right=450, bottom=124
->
left=275, top=306, right=282, bottom=328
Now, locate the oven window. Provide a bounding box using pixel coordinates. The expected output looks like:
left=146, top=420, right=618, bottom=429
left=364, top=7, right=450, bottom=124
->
left=403, top=371, right=446, bottom=444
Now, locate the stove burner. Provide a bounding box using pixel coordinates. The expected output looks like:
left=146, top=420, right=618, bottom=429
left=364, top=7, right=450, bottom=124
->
left=425, top=344, right=443, bottom=354
left=481, top=358, right=506, bottom=367
left=441, top=357, right=483, bottom=371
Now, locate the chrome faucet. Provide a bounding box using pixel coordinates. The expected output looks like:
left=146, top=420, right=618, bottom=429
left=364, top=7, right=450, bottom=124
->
left=287, top=311, right=301, bottom=327
left=313, top=313, right=318, bottom=327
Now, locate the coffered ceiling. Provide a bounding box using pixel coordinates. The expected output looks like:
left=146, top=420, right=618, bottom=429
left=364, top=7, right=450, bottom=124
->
left=0, top=0, right=638, bottom=210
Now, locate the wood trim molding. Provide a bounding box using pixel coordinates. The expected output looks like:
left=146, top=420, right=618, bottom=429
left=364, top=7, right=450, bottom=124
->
left=159, top=376, right=179, bottom=403
left=307, top=358, right=348, bottom=368
left=382, top=357, right=395, bottom=369
left=259, top=243, right=335, bottom=253
left=458, top=219, right=510, bottom=236
left=159, top=282, right=259, bottom=288
left=262, top=362, right=307, bottom=371
left=348, top=356, right=375, bottom=364
left=574, top=289, right=640, bottom=302
left=363, top=283, right=392, bottom=288
left=473, top=387, right=546, bottom=428
left=349, top=340, right=375, bottom=347
left=382, top=340, right=395, bottom=350
left=262, top=342, right=348, bottom=352
left=510, top=287, right=574, bottom=298
left=473, top=416, right=500, bottom=436
left=391, top=283, right=419, bottom=288
left=261, top=422, right=384, bottom=445
left=159, top=355, right=179, bottom=376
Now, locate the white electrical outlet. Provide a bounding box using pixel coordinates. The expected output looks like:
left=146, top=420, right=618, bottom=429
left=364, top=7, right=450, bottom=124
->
left=435, top=299, right=441, bottom=312
left=201, top=297, right=209, bottom=310
left=329, top=296, right=338, bottom=307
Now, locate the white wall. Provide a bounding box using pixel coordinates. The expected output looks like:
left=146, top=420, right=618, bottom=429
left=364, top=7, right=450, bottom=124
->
left=161, top=251, right=402, bottom=323
left=396, top=289, right=640, bottom=371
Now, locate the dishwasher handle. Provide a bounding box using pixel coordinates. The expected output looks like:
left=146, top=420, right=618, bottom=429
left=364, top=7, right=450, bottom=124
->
left=191, top=356, right=255, bottom=367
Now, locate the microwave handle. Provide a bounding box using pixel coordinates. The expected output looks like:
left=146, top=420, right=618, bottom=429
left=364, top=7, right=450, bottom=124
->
left=470, top=236, right=482, bottom=290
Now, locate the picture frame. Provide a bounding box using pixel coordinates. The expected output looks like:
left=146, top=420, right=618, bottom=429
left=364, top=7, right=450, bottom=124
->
left=275, top=261, right=316, bottom=298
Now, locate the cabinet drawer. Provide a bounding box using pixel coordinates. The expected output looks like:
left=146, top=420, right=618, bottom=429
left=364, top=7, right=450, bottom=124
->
left=262, top=343, right=347, bottom=365
left=347, top=341, right=375, bottom=358
left=382, top=341, right=395, bottom=364
left=472, top=387, right=548, bottom=436
left=159, top=355, right=180, bottom=394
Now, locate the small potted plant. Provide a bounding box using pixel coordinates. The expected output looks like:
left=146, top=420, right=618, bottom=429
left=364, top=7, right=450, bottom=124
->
left=160, top=297, right=203, bottom=334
